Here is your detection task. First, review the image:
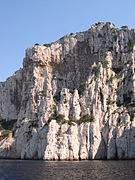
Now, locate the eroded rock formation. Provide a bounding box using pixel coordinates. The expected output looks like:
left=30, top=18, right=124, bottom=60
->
left=0, top=22, right=135, bottom=159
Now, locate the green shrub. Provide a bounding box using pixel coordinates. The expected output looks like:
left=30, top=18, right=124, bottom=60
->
left=34, top=43, right=39, bottom=46
left=39, top=91, right=46, bottom=97
left=128, top=110, right=135, bottom=121
left=0, top=125, right=4, bottom=131
left=98, top=33, right=103, bottom=38
left=0, top=119, right=17, bottom=131
left=68, top=116, right=76, bottom=126
left=68, top=120, right=75, bottom=126
left=112, top=66, right=123, bottom=74
left=69, top=116, right=76, bottom=121
left=70, top=33, right=74, bottom=36
left=53, top=92, right=61, bottom=105
left=79, top=82, right=88, bottom=87
left=52, top=75, right=56, bottom=81
left=48, top=108, right=57, bottom=122
left=48, top=115, right=54, bottom=122
left=43, top=43, right=51, bottom=47
left=101, top=60, right=109, bottom=68
left=116, top=100, right=123, bottom=107
left=123, top=93, right=131, bottom=105
left=56, top=127, right=62, bottom=137
left=128, top=39, right=135, bottom=51
left=125, top=102, right=132, bottom=108
left=56, top=114, right=66, bottom=123
left=113, top=35, right=117, bottom=41
left=1, top=130, right=12, bottom=138
left=107, top=74, right=121, bottom=84
left=107, top=100, right=116, bottom=105
left=69, top=89, right=74, bottom=94
left=0, top=119, right=14, bottom=138
left=100, top=50, right=105, bottom=57
left=31, top=120, right=38, bottom=128
left=92, top=65, right=98, bottom=75
left=53, top=97, right=59, bottom=105
left=107, top=75, right=113, bottom=83
left=79, top=82, right=88, bottom=96
left=48, top=113, right=66, bottom=124
left=78, top=114, right=94, bottom=125
left=112, top=109, right=120, bottom=115
left=121, top=25, right=128, bottom=29
left=95, top=22, right=104, bottom=26
left=114, top=74, right=121, bottom=79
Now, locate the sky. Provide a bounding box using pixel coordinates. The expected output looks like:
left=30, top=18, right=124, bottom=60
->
left=0, top=0, right=135, bottom=81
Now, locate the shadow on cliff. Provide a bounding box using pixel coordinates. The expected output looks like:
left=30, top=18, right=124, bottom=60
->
left=49, top=38, right=99, bottom=96
left=115, top=63, right=134, bottom=108
left=94, top=122, right=135, bottom=160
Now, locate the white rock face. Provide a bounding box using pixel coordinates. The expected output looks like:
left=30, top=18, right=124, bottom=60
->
left=0, top=22, right=135, bottom=160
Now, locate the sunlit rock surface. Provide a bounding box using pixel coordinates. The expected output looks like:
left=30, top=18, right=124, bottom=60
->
left=0, top=22, right=135, bottom=160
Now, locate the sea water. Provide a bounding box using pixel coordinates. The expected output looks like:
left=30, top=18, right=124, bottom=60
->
left=0, top=160, right=135, bottom=180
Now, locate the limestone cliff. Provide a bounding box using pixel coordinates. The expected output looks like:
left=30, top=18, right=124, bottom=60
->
left=0, top=22, right=135, bottom=160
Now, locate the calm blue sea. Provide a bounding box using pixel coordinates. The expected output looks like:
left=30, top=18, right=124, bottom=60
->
left=0, top=160, right=135, bottom=180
